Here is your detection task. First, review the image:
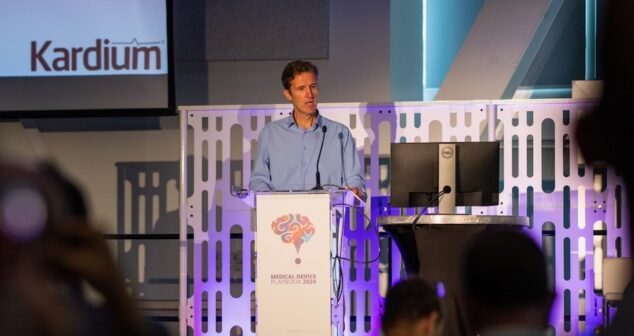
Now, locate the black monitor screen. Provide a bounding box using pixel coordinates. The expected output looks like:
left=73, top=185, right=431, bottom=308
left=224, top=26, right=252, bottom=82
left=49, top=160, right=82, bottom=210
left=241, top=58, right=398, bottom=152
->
left=390, top=141, right=500, bottom=208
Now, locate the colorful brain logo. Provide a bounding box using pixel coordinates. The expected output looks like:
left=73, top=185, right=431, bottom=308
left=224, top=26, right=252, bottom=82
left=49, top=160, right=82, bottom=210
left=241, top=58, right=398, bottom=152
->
left=271, top=214, right=316, bottom=264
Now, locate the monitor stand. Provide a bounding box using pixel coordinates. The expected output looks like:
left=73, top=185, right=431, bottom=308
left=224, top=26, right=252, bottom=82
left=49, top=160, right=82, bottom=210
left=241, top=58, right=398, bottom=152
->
left=438, top=143, right=456, bottom=214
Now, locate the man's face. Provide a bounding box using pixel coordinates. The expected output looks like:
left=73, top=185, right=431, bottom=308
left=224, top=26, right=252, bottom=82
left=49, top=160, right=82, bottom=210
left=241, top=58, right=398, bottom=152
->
left=283, top=71, right=319, bottom=116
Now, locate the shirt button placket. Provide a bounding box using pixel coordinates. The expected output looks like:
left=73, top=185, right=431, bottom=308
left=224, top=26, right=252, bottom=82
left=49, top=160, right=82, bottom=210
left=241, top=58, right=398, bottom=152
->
left=302, top=132, right=308, bottom=167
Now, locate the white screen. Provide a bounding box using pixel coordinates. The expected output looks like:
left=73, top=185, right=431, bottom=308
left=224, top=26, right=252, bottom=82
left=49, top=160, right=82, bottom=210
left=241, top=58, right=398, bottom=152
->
left=0, top=0, right=172, bottom=114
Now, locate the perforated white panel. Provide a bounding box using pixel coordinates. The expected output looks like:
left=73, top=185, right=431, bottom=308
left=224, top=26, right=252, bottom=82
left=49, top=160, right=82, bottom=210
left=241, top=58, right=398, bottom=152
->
left=180, top=99, right=628, bottom=335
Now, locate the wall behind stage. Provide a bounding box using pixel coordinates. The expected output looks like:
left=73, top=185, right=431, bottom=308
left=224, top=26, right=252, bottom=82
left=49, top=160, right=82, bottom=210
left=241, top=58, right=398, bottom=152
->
left=206, top=0, right=390, bottom=105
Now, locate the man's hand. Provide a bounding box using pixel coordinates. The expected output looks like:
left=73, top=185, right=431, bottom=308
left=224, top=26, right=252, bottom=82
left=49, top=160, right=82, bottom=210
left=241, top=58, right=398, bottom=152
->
left=349, top=187, right=365, bottom=200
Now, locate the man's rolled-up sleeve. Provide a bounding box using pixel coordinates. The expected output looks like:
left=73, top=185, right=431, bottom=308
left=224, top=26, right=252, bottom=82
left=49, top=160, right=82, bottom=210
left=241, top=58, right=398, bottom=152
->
left=342, top=128, right=366, bottom=197
left=249, top=127, right=273, bottom=192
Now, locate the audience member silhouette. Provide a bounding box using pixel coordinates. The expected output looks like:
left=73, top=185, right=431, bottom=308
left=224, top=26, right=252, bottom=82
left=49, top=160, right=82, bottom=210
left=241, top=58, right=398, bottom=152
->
left=576, top=2, right=634, bottom=335
left=0, top=162, right=78, bottom=335
left=381, top=277, right=443, bottom=336
left=0, top=161, right=166, bottom=335
left=460, top=229, right=554, bottom=336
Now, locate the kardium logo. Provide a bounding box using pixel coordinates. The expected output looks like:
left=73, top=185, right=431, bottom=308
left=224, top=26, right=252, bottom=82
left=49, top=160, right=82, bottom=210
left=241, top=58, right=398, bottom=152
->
left=30, top=38, right=162, bottom=72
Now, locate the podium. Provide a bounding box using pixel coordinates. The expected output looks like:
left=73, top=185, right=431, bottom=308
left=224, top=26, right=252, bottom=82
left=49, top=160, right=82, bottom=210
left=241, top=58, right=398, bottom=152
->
left=378, top=214, right=528, bottom=336
left=254, top=190, right=363, bottom=336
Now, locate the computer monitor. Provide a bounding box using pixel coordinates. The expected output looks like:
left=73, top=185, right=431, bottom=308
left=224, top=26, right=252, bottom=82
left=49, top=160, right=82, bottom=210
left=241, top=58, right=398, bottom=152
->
left=390, top=141, right=500, bottom=213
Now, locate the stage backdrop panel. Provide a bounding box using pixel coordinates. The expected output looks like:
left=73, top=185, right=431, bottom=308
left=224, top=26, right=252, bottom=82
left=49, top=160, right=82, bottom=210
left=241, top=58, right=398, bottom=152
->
left=179, top=99, right=628, bottom=335
left=206, top=0, right=329, bottom=60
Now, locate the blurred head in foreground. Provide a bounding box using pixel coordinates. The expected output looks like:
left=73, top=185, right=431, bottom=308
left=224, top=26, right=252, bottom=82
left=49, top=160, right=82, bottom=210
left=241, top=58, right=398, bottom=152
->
left=382, top=277, right=443, bottom=336
left=461, top=229, right=554, bottom=334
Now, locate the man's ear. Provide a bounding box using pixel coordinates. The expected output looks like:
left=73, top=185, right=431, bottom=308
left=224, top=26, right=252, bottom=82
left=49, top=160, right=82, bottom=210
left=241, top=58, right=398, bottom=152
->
left=283, top=89, right=292, bottom=101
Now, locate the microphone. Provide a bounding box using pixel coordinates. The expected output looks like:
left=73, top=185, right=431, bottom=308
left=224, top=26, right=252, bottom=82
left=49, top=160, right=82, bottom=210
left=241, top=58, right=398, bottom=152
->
left=411, top=185, right=452, bottom=231
left=312, top=125, right=328, bottom=190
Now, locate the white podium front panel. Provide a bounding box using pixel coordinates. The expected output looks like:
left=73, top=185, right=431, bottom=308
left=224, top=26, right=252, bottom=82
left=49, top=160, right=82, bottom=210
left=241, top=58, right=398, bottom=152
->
left=256, top=192, right=332, bottom=335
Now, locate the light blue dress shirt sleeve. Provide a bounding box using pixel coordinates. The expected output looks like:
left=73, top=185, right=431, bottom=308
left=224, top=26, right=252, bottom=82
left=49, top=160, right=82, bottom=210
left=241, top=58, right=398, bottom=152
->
left=249, top=125, right=273, bottom=191
left=339, top=126, right=365, bottom=193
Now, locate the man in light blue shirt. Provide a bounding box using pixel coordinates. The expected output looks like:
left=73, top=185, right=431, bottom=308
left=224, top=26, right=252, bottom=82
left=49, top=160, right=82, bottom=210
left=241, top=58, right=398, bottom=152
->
left=249, top=60, right=365, bottom=199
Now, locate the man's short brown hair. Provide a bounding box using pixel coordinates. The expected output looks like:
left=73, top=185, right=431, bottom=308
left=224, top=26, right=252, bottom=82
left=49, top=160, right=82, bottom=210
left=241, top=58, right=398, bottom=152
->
left=281, top=60, right=318, bottom=91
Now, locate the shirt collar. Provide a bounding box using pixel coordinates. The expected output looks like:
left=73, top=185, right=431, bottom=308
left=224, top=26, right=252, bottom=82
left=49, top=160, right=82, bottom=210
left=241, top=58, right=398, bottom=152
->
left=286, top=110, right=322, bottom=130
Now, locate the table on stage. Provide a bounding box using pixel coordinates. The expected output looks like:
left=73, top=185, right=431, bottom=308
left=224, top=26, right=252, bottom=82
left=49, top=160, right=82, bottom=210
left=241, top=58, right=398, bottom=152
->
left=378, top=214, right=528, bottom=336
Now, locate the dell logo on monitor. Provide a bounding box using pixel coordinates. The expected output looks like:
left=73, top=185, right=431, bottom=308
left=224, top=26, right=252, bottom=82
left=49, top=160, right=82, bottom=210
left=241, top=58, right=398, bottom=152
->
left=441, top=146, right=454, bottom=159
